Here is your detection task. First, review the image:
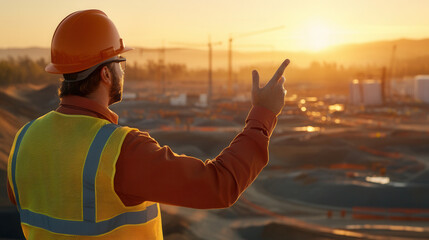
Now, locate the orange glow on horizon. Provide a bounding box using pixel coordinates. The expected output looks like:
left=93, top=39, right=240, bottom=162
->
left=1, top=0, right=429, bottom=52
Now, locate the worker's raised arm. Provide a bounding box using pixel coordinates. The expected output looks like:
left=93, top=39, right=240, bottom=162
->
left=114, top=59, right=290, bottom=209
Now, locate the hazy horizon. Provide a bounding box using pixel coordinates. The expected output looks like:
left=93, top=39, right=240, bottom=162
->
left=1, top=37, right=428, bottom=70
left=2, top=0, right=429, bottom=52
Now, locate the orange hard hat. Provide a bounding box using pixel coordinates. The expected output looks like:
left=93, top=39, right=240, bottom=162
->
left=45, top=9, right=133, bottom=74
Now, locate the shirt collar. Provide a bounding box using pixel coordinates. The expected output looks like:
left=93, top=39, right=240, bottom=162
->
left=57, top=95, right=119, bottom=124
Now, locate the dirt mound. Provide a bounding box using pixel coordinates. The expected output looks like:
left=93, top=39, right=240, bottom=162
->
left=0, top=91, right=38, bottom=121
left=161, top=210, right=202, bottom=240
left=270, top=128, right=429, bottom=171
left=238, top=222, right=335, bottom=240
left=0, top=109, right=26, bottom=170
left=2, top=83, right=44, bottom=100
left=23, top=83, right=60, bottom=113
left=0, top=90, right=40, bottom=170
left=259, top=172, right=429, bottom=209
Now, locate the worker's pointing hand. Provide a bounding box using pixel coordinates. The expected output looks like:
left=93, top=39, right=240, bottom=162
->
left=252, top=59, right=290, bottom=116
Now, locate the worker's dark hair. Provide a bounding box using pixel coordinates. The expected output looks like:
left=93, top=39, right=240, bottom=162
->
left=58, top=62, right=115, bottom=98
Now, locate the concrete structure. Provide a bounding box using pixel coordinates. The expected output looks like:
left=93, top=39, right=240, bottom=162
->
left=362, top=80, right=382, bottom=105
left=415, top=75, right=429, bottom=104
left=349, top=79, right=382, bottom=106
left=170, top=93, right=208, bottom=107
left=349, top=80, right=361, bottom=105
left=196, top=94, right=208, bottom=107
left=170, top=93, right=187, bottom=106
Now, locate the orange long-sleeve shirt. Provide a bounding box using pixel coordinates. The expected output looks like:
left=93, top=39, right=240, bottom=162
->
left=8, top=95, right=277, bottom=209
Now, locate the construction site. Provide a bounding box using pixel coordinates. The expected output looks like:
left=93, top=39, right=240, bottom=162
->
left=122, top=68, right=429, bottom=238
left=108, top=69, right=429, bottom=240
left=1, top=19, right=429, bottom=240
left=1, top=60, right=429, bottom=239
left=2, top=0, right=429, bottom=239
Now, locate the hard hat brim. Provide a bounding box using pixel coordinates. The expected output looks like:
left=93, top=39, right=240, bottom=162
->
left=45, top=46, right=133, bottom=74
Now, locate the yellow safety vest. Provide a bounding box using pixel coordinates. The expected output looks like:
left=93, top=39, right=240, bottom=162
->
left=7, top=111, right=163, bottom=239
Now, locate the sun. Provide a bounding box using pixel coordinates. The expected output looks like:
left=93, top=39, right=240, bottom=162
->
left=304, top=21, right=335, bottom=51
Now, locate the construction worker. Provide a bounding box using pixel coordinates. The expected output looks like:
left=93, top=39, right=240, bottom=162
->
left=7, top=9, right=290, bottom=239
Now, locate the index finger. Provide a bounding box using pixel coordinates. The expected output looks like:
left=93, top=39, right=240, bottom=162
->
left=270, top=59, right=290, bottom=83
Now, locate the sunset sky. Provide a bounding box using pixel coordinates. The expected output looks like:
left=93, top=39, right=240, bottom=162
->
left=1, top=0, right=429, bottom=52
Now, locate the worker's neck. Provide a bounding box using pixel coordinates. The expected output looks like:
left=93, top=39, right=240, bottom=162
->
left=86, top=87, right=110, bottom=108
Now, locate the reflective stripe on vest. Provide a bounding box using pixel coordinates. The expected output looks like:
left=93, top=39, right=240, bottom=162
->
left=11, top=122, right=158, bottom=236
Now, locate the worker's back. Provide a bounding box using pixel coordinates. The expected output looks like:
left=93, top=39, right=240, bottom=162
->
left=8, top=111, right=163, bottom=239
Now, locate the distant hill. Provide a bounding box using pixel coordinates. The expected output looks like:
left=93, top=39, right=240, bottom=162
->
left=0, top=47, right=50, bottom=62
left=319, top=38, right=429, bottom=67
left=1, top=38, right=428, bottom=69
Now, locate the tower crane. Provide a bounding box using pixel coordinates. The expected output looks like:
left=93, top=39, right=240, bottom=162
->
left=170, top=36, right=222, bottom=106
left=387, top=44, right=397, bottom=101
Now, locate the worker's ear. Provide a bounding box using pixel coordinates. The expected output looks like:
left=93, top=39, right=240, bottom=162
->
left=100, top=66, right=112, bottom=86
